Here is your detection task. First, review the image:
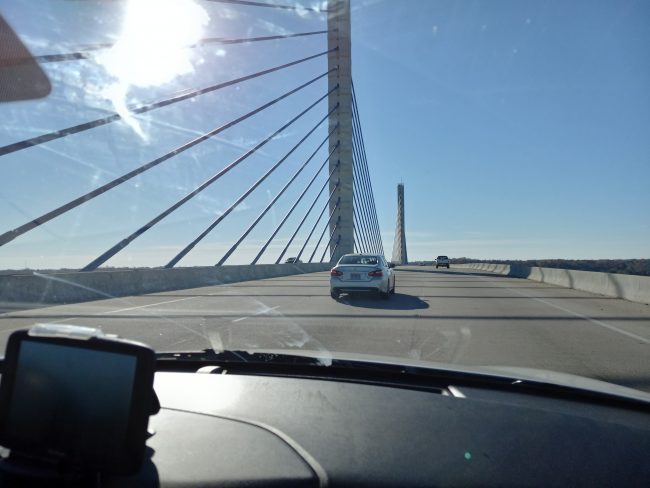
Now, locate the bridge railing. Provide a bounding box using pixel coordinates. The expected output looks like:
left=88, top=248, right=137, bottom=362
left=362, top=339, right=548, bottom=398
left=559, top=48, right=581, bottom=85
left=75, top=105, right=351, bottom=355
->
left=456, top=263, right=650, bottom=304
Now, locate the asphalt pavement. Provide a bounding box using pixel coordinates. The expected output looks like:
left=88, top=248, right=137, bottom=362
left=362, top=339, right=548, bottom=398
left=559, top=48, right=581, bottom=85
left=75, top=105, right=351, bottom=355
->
left=1, top=266, right=649, bottom=392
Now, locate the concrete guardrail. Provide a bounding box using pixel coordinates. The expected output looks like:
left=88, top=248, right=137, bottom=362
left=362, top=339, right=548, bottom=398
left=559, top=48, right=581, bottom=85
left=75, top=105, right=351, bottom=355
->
left=454, top=263, right=650, bottom=305
left=0, top=263, right=332, bottom=307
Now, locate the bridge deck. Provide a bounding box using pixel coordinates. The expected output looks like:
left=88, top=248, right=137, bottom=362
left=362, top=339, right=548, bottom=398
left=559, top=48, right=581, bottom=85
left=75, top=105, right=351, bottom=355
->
left=2, top=266, right=649, bottom=392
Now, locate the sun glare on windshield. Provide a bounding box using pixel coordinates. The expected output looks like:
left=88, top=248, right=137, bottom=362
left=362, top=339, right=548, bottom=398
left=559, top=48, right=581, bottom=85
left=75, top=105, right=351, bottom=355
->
left=98, top=0, right=209, bottom=124
left=101, top=0, right=209, bottom=87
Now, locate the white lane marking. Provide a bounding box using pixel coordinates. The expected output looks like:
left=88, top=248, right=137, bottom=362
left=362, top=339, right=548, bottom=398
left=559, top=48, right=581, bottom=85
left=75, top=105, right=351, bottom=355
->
left=5, top=270, right=308, bottom=319
left=2, top=291, right=238, bottom=340
left=477, top=276, right=650, bottom=345
left=3, top=283, right=285, bottom=341
left=100, top=295, right=203, bottom=314
left=232, top=305, right=281, bottom=323
left=5, top=289, right=231, bottom=320
left=0, top=311, right=101, bottom=336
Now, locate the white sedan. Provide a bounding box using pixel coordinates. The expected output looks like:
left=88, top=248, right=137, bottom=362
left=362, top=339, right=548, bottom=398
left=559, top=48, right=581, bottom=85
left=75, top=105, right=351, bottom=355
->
left=330, top=254, right=395, bottom=299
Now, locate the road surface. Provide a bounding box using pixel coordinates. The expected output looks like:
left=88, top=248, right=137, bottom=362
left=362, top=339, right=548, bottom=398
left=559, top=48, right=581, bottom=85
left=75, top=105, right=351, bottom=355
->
left=2, top=266, right=649, bottom=392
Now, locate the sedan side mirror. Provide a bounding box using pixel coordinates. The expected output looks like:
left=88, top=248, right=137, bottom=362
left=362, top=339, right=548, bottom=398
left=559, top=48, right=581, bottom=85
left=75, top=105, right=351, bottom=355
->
left=388, top=262, right=395, bottom=268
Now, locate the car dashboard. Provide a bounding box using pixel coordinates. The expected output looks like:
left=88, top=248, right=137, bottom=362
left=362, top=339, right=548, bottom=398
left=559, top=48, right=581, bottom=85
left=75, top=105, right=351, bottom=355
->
left=89, top=367, right=650, bottom=487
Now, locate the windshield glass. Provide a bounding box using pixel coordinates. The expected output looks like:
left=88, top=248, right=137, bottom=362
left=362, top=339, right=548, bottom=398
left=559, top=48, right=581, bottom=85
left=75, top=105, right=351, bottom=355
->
left=339, top=255, right=378, bottom=265
left=1, top=0, right=649, bottom=395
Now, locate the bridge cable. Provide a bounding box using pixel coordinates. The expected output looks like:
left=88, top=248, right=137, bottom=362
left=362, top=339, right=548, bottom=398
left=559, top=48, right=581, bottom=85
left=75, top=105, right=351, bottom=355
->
left=351, top=96, right=382, bottom=254
left=350, top=92, right=380, bottom=252
left=251, top=156, right=339, bottom=265
left=353, top=226, right=361, bottom=254
left=310, top=215, right=339, bottom=263
left=319, top=219, right=340, bottom=263
left=351, top=84, right=384, bottom=254
left=330, top=235, right=341, bottom=260
left=352, top=126, right=380, bottom=253
left=82, top=92, right=336, bottom=271
left=164, top=105, right=337, bottom=268
left=206, top=0, right=328, bottom=13
left=352, top=159, right=373, bottom=252
left=356, top=201, right=374, bottom=253
left=352, top=151, right=378, bottom=253
left=352, top=195, right=371, bottom=253
left=357, top=132, right=380, bottom=252
left=320, top=242, right=330, bottom=263
left=352, top=208, right=364, bottom=253
left=33, top=31, right=330, bottom=63
left=216, top=125, right=339, bottom=266
left=295, top=197, right=340, bottom=262
left=354, top=91, right=384, bottom=255
left=352, top=141, right=378, bottom=253
left=275, top=180, right=339, bottom=264
left=0, top=48, right=336, bottom=158
left=352, top=196, right=363, bottom=252
left=0, top=70, right=333, bottom=248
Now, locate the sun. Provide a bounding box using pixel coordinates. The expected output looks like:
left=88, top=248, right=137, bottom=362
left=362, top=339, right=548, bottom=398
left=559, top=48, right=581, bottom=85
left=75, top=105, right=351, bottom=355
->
left=96, top=0, right=209, bottom=137
left=100, top=0, right=209, bottom=88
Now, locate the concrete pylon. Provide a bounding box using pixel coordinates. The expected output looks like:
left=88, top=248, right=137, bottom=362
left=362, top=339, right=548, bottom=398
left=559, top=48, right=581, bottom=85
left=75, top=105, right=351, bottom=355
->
left=391, top=183, right=408, bottom=265
left=327, top=0, right=353, bottom=263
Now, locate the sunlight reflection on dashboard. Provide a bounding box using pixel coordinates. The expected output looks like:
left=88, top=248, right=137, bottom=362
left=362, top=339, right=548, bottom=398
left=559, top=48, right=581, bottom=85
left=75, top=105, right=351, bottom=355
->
left=155, top=373, right=243, bottom=411
left=97, top=0, right=209, bottom=137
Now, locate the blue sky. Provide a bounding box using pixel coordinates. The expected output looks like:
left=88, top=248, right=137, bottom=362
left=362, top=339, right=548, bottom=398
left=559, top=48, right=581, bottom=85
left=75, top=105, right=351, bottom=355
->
left=0, top=0, right=648, bottom=269
left=353, top=0, right=650, bottom=260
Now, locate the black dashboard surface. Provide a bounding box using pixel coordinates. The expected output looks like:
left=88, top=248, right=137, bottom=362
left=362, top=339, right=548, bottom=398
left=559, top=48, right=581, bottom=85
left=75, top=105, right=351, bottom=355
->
left=105, top=371, right=650, bottom=487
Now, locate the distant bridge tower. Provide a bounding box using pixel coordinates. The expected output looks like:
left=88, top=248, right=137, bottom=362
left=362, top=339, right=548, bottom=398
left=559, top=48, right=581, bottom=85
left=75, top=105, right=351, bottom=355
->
left=391, top=183, right=408, bottom=265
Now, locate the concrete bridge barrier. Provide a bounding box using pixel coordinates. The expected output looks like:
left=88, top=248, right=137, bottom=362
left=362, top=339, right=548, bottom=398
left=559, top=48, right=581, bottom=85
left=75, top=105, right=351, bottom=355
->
left=455, top=263, right=650, bottom=305
left=0, top=263, right=332, bottom=307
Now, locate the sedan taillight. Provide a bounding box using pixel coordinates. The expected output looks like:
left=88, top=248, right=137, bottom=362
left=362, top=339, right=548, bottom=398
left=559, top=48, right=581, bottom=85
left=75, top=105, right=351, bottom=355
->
left=368, top=269, right=383, bottom=277
left=331, top=268, right=343, bottom=276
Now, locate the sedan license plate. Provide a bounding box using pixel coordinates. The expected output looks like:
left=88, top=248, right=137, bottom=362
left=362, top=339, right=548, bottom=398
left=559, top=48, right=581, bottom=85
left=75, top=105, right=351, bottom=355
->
left=350, top=273, right=361, bottom=280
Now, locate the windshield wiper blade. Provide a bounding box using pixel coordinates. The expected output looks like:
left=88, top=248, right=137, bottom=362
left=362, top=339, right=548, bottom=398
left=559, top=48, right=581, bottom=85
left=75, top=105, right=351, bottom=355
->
left=156, top=349, right=325, bottom=366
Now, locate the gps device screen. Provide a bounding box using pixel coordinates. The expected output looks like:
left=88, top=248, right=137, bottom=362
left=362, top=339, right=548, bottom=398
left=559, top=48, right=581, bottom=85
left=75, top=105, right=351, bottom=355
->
left=0, top=327, right=156, bottom=475
left=8, top=341, right=136, bottom=462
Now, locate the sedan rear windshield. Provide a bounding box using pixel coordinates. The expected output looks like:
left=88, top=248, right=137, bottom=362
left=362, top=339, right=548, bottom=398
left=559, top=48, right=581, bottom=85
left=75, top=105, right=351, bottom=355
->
left=339, top=256, right=379, bottom=265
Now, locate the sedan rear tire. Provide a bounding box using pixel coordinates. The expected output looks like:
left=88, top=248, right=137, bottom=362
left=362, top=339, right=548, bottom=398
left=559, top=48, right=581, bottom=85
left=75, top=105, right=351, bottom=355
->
left=379, top=284, right=390, bottom=300
left=330, top=289, right=339, bottom=299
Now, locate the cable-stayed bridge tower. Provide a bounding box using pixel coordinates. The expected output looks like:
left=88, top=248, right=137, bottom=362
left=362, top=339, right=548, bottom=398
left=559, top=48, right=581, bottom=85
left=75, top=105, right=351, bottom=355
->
left=391, top=183, right=408, bottom=265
